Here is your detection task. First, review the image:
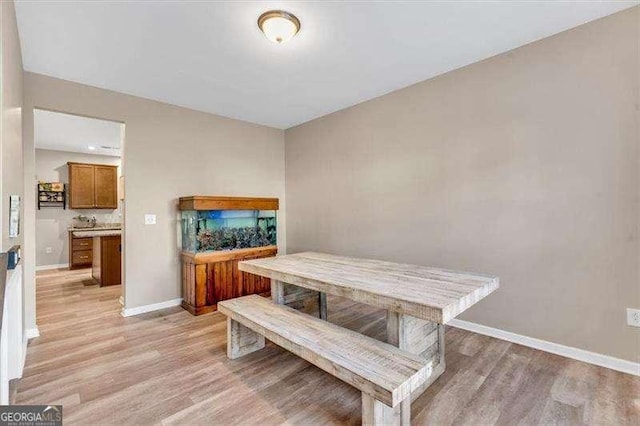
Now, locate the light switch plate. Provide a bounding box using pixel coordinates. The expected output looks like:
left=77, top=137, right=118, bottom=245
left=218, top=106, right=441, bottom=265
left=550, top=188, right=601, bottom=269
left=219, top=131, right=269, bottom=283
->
left=627, top=308, right=640, bottom=328
left=144, top=214, right=157, bottom=225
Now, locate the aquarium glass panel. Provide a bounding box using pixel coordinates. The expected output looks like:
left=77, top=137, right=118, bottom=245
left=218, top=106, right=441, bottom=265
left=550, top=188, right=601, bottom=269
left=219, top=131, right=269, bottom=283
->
left=181, top=210, right=198, bottom=252
left=181, top=209, right=277, bottom=253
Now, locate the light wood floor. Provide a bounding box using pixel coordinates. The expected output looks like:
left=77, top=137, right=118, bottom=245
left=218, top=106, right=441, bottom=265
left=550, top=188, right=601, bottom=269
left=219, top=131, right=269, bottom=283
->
left=13, top=268, right=639, bottom=425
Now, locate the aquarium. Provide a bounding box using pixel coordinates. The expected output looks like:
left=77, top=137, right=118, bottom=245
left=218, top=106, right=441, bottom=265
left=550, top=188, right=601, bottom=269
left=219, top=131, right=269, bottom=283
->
left=181, top=209, right=277, bottom=253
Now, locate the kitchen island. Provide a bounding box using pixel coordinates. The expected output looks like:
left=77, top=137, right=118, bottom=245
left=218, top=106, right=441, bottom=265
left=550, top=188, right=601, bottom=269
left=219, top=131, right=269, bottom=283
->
left=68, top=224, right=121, bottom=269
left=71, top=228, right=121, bottom=286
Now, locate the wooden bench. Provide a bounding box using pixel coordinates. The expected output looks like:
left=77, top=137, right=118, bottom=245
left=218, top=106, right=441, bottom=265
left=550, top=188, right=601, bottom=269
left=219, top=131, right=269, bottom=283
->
left=218, top=295, right=435, bottom=425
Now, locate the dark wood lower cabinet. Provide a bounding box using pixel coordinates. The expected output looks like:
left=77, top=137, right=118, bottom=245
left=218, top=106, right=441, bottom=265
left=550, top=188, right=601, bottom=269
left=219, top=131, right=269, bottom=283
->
left=69, top=233, right=93, bottom=269
left=181, top=246, right=277, bottom=316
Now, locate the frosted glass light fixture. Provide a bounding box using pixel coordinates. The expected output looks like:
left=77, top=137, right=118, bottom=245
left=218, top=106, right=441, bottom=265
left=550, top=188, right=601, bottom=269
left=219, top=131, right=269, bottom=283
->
left=258, top=10, right=300, bottom=44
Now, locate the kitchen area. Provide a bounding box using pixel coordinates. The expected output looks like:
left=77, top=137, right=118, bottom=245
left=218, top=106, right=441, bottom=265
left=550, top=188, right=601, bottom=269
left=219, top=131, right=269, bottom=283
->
left=69, top=223, right=121, bottom=286
left=35, top=109, right=124, bottom=289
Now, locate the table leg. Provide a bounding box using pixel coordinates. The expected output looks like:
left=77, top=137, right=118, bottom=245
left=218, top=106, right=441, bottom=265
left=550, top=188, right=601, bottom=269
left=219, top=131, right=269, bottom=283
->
left=319, top=291, right=328, bottom=320
left=386, top=311, right=445, bottom=402
left=271, top=280, right=327, bottom=320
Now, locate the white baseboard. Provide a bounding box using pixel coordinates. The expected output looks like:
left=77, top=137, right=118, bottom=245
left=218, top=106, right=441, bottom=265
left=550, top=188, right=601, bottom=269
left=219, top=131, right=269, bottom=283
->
left=24, top=327, right=40, bottom=340
left=121, top=298, right=183, bottom=317
left=36, top=263, right=69, bottom=271
left=118, top=296, right=124, bottom=306
left=448, top=319, right=640, bottom=377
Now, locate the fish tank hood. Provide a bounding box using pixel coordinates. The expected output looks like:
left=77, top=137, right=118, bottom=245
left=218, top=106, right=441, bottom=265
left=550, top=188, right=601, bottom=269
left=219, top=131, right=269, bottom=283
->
left=179, top=196, right=278, bottom=254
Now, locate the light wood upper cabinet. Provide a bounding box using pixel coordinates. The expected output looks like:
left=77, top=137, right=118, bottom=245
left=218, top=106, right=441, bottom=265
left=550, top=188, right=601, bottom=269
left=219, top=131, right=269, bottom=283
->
left=94, top=166, right=118, bottom=208
left=68, top=163, right=95, bottom=208
left=68, top=162, right=119, bottom=209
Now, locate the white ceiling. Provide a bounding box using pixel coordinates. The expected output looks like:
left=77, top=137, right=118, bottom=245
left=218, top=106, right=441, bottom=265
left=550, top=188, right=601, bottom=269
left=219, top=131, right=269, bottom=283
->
left=34, top=109, right=123, bottom=157
left=16, top=1, right=637, bottom=129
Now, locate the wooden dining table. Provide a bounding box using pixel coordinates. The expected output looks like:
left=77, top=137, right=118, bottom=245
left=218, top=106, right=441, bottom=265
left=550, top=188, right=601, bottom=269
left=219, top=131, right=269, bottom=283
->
left=238, top=251, right=499, bottom=403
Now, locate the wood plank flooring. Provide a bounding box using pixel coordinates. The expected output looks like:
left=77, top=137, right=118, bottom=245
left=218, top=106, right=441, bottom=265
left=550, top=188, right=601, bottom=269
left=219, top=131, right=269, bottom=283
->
left=12, top=268, right=639, bottom=425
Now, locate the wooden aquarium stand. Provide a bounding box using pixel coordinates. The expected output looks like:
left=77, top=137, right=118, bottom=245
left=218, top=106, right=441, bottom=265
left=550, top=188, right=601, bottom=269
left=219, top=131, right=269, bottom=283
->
left=179, top=196, right=279, bottom=316
left=181, top=246, right=277, bottom=315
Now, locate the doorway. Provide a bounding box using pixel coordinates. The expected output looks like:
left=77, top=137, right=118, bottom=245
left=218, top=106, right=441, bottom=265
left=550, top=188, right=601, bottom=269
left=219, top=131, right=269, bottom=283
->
left=33, top=109, right=126, bottom=311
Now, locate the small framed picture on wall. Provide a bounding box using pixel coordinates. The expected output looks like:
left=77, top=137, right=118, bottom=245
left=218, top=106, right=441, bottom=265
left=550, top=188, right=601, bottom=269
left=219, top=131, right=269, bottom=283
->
left=9, top=195, right=20, bottom=238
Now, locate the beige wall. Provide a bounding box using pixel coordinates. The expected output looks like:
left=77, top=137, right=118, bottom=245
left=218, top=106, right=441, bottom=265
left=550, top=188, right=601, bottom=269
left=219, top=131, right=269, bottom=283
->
left=23, top=73, right=285, bottom=323
left=35, top=149, right=121, bottom=267
left=285, top=8, right=639, bottom=362
left=1, top=0, right=24, bottom=251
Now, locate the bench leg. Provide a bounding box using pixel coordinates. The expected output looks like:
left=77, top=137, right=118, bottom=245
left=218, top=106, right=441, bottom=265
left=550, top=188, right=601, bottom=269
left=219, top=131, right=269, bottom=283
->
left=226, top=317, right=265, bottom=360
left=362, top=393, right=409, bottom=426
left=387, top=311, right=445, bottom=402
left=271, top=280, right=327, bottom=320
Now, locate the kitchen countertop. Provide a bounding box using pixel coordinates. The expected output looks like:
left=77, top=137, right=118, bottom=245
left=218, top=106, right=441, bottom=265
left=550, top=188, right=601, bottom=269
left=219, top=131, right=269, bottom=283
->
left=68, top=224, right=121, bottom=232
left=72, top=229, right=122, bottom=238
left=69, top=223, right=121, bottom=238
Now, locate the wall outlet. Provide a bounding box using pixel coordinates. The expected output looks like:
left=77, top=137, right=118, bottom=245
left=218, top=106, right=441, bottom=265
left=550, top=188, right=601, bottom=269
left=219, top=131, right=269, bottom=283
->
left=144, top=214, right=157, bottom=225
left=627, top=308, right=640, bottom=328
left=45, top=247, right=52, bottom=254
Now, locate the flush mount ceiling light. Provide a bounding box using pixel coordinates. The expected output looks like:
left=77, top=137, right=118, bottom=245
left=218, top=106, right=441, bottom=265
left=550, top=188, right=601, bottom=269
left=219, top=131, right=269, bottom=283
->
left=258, top=10, right=300, bottom=44
left=87, top=146, right=96, bottom=151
